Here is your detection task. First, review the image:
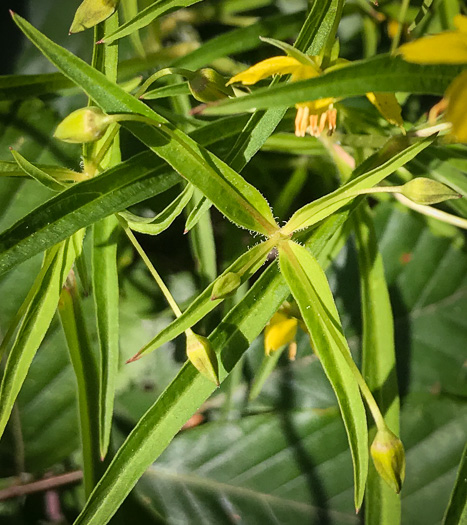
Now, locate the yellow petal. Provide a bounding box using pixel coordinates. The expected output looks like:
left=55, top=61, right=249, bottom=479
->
left=227, top=56, right=303, bottom=86
left=445, top=70, right=467, bottom=143
left=366, top=92, right=405, bottom=131
left=264, top=312, right=298, bottom=355
left=454, top=14, right=467, bottom=33
left=398, top=32, right=467, bottom=64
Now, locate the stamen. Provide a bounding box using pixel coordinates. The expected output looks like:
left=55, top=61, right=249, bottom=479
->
left=298, top=106, right=310, bottom=137
left=308, top=114, right=318, bottom=137
left=318, top=111, right=328, bottom=136
left=328, top=107, right=337, bottom=135
left=294, top=107, right=304, bottom=137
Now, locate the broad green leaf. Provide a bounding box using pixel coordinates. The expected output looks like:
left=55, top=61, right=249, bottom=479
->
left=0, top=115, right=248, bottom=276
left=120, top=183, right=193, bottom=235
left=101, top=0, right=204, bottom=45
left=58, top=275, right=101, bottom=496
left=203, top=56, right=463, bottom=115
left=133, top=395, right=466, bottom=525
left=354, top=205, right=401, bottom=525
left=283, top=136, right=435, bottom=234
left=13, top=13, right=278, bottom=237
left=133, top=238, right=275, bottom=360
left=93, top=215, right=120, bottom=459
left=443, top=443, right=467, bottom=525
left=278, top=240, right=368, bottom=510
left=0, top=233, right=82, bottom=439
left=10, top=149, right=66, bottom=191
left=374, top=202, right=467, bottom=397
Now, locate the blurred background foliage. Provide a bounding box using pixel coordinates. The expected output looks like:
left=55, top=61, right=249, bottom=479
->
left=0, top=0, right=466, bottom=523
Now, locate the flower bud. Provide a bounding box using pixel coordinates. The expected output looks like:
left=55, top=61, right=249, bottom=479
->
left=211, top=272, right=241, bottom=300
left=188, top=68, right=233, bottom=103
left=370, top=428, right=406, bottom=494
left=70, top=0, right=119, bottom=34
left=264, top=312, right=298, bottom=356
left=54, top=107, right=113, bottom=143
left=400, top=178, right=461, bottom=205
left=186, top=331, right=219, bottom=386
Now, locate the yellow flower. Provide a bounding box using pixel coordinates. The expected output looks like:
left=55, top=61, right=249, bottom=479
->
left=227, top=54, right=404, bottom=137
left=264, top=311, right=298, bottom=356
left=398, top=14, right=467, bottom=64
left=398, top=15, right=467, bottom=142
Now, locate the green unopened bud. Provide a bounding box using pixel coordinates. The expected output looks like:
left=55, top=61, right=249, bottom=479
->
left=188, top=68, right=233, bottom=103
left=370, top=428, right=406, bottom=494
left=70, top=0, right=119, bottom=34
left=211, top=272, right=241, bottom=300
left=186, top=331, right=219, bottom=386
left=400, top=178, right=461, bottom=205
left=54, top=107, right=114, bottom=143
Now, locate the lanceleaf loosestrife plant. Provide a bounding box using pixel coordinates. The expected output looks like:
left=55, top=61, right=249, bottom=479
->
left=0, top=1, right=466, bottom=524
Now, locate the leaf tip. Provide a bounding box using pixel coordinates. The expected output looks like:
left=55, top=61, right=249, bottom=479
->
left=9, top=9, right=15, bottom=18
left=126, top=353, right=142, bottom=364
left=96, top=38, right=105, bottom=45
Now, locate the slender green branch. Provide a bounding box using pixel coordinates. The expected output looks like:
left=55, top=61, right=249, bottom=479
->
left=118, top=217, right=182, bottom=318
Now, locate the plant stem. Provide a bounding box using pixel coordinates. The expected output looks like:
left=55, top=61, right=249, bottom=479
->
left=118, top=217, right=182, bottom=318
left=390, top=0, right=411, bottom=53
left=395, top=193, right=467, bottom=229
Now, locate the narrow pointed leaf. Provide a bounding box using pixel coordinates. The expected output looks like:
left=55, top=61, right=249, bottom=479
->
left=12, top=13, right=278, bottom=236
left=100, top=0, right=203, bottom=45
left=10, top=149, right=66, bottom=191
left=93, top=215, right=120, bottom=459
left=0, top=116, right=248, bottom=276
left=120, top=184, right=193, bottom=235
left=283, top=136, right=435, bottom=234
left=58, top=276, right=101, bottom=496
left=203, top=56, right=463, bottom=115
left=278, top=240, right=368, bottom=510
left=132, top=239, right=274, bottom=360
left=354, top=205, right=401, bottom=525
left=72, top=200, right=356, bottom=525
left=0, top=160, right=82, bottom=181
left=0, top=233, right=82, bottom=439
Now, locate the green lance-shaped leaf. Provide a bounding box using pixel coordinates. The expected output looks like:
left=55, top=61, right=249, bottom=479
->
left=10, top=148, right=66, bottom=191
left=99, top=0, right=203, bottom=45
left=141, top=82, right=191, bottom=100
left=0, top=232, right=83, bottom=439
left=278, top=240, right=368, bottom=510
left=129, top=238, right=275, bottom=361
left=72, top=205, right=356, bottom=525
left=203, top=55, right=464, bottom=116
left=0, top=159, right=83, bottom=182
left=58, top=273, right=101, bottom=496
left=119, top=183, right=194, bottom=235
left=93, top=215, right=120, bottom=459
left=0, top=115, right=249, bottom=276
left=443, top=443, right=467, bottom=525
left=12, top=13, right=278, bottom=237
left=282, top=135, right=435, bottom=234
left=354, top=205, right=401, bottom=525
